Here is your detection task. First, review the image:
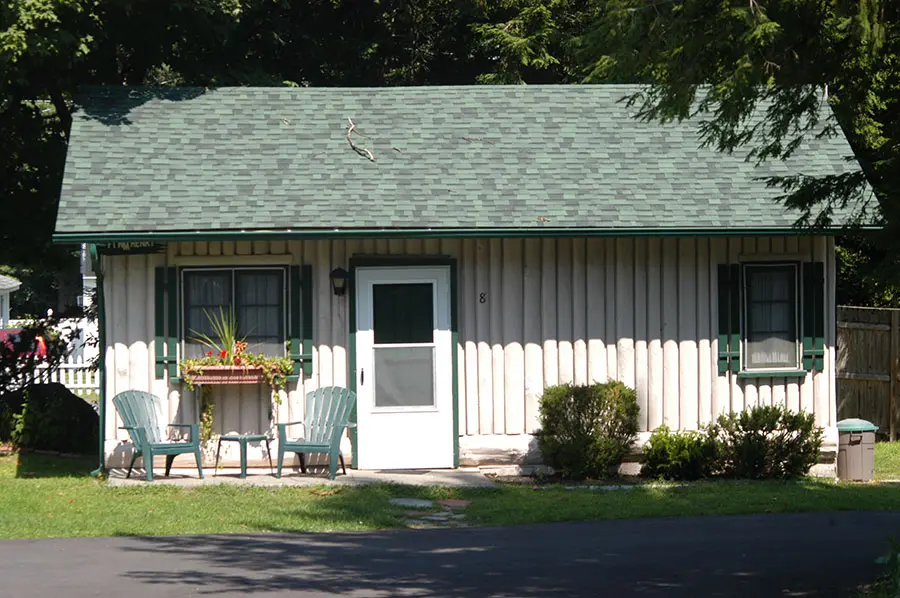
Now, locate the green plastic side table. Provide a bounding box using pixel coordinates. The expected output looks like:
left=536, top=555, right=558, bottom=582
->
left=214, top=433, right=274, bottom=478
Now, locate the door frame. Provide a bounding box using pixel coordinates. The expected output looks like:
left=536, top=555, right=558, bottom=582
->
left=348, top=256, right=459, bottom=469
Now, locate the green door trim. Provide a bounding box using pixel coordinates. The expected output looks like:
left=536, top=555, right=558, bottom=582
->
left=348, top=256, right=460, bottom=469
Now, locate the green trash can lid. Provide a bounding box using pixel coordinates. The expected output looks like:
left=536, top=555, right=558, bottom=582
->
left=837, top=418, right=879, bottom=433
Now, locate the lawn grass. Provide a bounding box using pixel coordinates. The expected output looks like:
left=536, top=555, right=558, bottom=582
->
left=4, top=450, right=900, bottom=539
left=875, top=441, right=900, bottom=480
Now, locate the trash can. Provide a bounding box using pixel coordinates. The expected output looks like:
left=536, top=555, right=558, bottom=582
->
left=836, top=418, right=878, bottom=481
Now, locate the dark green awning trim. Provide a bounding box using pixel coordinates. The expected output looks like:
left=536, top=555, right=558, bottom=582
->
left=53, top=225, right=867, bottom=244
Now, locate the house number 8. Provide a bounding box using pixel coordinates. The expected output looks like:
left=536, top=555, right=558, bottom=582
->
left=479, top=293, right=487, bottom=303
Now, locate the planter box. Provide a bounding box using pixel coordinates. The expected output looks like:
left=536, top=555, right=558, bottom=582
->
left=184, top=365, right=266, bottom=386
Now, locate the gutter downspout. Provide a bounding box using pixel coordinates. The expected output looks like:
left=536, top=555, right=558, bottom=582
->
left=88, top=244, right=106, bottom=477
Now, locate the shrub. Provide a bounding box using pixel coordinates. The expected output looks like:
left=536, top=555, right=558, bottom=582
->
left=712, top=405, right=823, bottom=479
left=536, top=381, right=640, bottom=480
left=0, top=383, right=98, bottom=454
left=641, top=425, right=719, bottom=480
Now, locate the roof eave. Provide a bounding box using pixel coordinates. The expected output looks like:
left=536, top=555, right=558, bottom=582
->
left=52, top=225, right=869, bottom=244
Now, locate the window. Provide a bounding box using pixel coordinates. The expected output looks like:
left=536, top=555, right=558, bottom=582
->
left=182, top=268, right=286, bottom=359
left=717, top=261, right=824, bottom=376
left=742, top=264, right=799, bottom=370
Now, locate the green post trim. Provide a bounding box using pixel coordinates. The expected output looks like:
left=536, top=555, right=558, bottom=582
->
left=289, top=265, right=302, bottom=375
left=154, top=267, right=166, bottom=379
left=348, top=256, right=459, bottom=470
left=166, top=267, right=178, bottom=378
left=301, top=264, right=313, bottom=377
left=89, top=244, right=106, bottom=476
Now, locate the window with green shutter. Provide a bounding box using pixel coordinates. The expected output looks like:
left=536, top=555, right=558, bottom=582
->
left=154, top=264, right=313, bottom=379
left=717, top=261, right=825, bottom=376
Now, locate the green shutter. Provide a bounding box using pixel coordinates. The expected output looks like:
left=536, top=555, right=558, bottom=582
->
left=301, top=265, right=313, bottom=376
left=289, top=265, right=314, bottom=377
left=154, top=266, right=178, bottom=379
left=717, top=264, right=741, bottom=374
left=166, top=267, right=178, bottom=378
left=154, top=267, right=166, bottom=379
left=802, top=262, right=825, bottom=371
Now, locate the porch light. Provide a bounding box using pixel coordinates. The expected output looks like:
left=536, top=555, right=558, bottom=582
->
left=330, top=267, right=350, bottom=296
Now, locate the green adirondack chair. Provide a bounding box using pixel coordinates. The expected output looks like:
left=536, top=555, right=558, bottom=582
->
left=112, top=390, right=204, bottom=481
left=277, top=386, right=356, bottom=480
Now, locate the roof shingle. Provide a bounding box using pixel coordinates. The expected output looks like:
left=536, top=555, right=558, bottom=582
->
left=55, top=85, right=867, bottom=237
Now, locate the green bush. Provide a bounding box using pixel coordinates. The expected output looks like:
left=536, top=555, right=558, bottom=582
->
left=712, top=405, right=823, bottom=479
left=641, top=425, right=719, bottom=480
left=0, top=383, right=98, bottom=454
left=536, top=382, right=640, bottom=480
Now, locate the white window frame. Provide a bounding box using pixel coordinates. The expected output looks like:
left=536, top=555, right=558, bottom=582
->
left=180, top=266, right=288, bottom=357
left=741, top=262, right=802, bottom=373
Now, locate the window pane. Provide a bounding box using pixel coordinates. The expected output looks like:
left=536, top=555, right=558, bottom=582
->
left=374, top=346, right=434, bottom=407
left=373, top=283, right=434, bottom=344
left=235, top=270, right=284, bottom=355
left=745, top=265, right=798, bottom=369
left=183, top=271, right=232, bottom=358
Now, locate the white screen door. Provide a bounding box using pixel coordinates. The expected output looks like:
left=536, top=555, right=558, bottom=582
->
left=355, top=266, right=453, bottom=469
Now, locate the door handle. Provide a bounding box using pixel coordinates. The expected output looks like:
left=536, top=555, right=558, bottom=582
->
left=360, top=368, right=364, bottom=386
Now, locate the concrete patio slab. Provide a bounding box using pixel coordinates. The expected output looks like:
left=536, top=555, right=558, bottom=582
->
left=106, top=466, right=495, bottom=488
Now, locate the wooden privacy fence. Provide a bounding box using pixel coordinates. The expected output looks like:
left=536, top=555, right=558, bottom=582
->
left=837, top=306, right=900, bottom=440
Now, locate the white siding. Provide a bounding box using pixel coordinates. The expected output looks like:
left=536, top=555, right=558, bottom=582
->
left=101, top=235, right=838, bottom=467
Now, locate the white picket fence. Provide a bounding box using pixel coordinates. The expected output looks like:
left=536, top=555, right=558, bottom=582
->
left=22, top=357, right=100, bottom=398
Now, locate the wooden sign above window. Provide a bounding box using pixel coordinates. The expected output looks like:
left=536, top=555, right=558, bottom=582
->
left=100, top=242, right=165, bottom=255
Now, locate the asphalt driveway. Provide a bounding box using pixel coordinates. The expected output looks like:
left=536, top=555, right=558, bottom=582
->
left=1, top=511, right=898, bottom=597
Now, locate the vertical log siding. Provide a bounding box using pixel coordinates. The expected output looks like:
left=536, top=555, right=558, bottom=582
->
left=100, top=236, right=837, bottom=466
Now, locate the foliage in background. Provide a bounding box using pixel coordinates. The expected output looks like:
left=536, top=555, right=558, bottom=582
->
left=712, top=405, right=823, bottom=479
left=3, top=0, right=900, bottom=308
left=0, top=314, right=80, bottom=393
left=537, top=382, right=640, bottom=480
left=641, top=425, right=719, bottom=481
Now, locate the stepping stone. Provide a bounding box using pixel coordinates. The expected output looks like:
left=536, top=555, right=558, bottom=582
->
left=422, top=513, right=451, bottom=522
left=390, top=498, right=434, bottom=509
left=437, top=499, right=471, bottom=509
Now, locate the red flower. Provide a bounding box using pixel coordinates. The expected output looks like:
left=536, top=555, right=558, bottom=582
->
left=234, top=357, right=242, bottom=365
left=219, top=350, right=228, bottom=358
left=206, top=351, right=213, bottom=356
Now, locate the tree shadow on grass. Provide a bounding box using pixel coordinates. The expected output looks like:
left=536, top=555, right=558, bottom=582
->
left=118, top=509, right=900, bottom=597
left=15, top=451, right=96, bottom=479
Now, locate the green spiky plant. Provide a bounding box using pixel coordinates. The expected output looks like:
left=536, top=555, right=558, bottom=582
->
left=191, top=307, right=243, bottom=365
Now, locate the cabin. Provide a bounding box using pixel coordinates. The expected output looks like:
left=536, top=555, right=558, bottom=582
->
left=53, top=85, right=868, bottom=473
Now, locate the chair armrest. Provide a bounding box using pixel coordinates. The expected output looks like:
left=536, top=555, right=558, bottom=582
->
left=277, top=421, right=306, bottom=442
left=166, top=423, right=198, bottom=442
left=346, top=422, right=357, bottom=428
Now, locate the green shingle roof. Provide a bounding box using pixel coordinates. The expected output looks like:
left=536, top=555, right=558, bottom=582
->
left=55, top=85, right=866, bottom=239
